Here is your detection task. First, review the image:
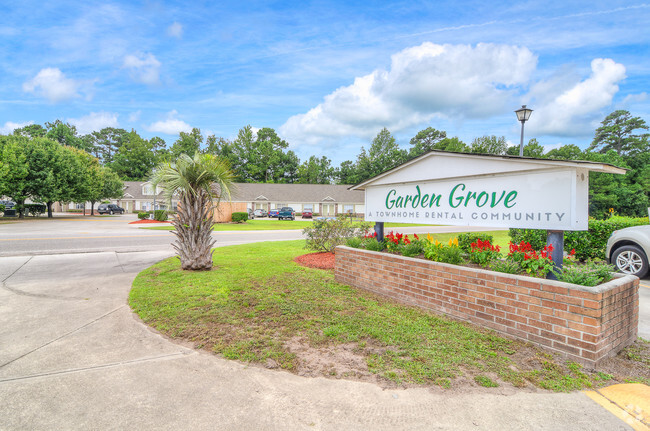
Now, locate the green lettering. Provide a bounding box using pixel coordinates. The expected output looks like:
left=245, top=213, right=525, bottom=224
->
left=464, top=191, right=477, bottom=207
left=405, top=195, right=413, bottom=207
left=504, top=191, right=518, bottom=208
left=490, top=191, right=506, bottom=208
left=449, top=184, right=465, bottom=208
left=386, top=189, right=396, bottom=209
left=396, top=196, right=404, bottom=208
left=412, top=185, right=421, bottom=208
left=421, top=194, right=430, bottom=207
left=476, top=191, right=488, bottom=207
left=429, top=194, right=441, bottom=207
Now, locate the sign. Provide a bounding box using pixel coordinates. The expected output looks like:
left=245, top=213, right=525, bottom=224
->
left=365, top=169, right=589, bottom=230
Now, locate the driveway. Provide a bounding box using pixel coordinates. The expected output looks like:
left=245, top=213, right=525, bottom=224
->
left=0, top=216, right=643, bottom=430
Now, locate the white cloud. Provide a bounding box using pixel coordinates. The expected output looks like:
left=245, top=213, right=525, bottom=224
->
left=146, top=110, right=191, bottom=135
left=280, top=42, right=537, bottom=144
left=22, top=68, right=81, bottom=103
left=621, top=92, right=648, bottom=105
left=123, top=52, right=161, bottom=85
left=68, top=112, right=119, bottom=135
left=167, top=22, right=183, bottom=38
left=525, top=58, right=626, bottom=136
left=0, top=121, right=33, bottom=135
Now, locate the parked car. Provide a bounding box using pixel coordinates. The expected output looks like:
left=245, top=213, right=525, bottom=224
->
left=269, top=209, right=280, bottom=218
left=97, top=203, right=125, bottom=215
left=301, top=210, right=313, bottom=219
left=278, top=207, right=295, bottom=221
left=0, top=200, right=16, bottom=209
left=253, top=209, right=267, bottom=217
left=606, top=225, right=650, bottom=278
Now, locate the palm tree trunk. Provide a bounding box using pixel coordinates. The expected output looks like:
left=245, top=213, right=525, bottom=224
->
left=172, top=189, right=216, bottom=270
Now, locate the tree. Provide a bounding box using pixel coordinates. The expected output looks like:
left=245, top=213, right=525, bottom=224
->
left=110, top=131, right=160, bottom=180
left=506, top=138, right=545, bottom=158
left=335, top=160, right=360, bottom=185
left=85, top=127, right=128, bottom=164
left=469, top=135, right=508, bottom=155
left=0, top=136, right=30, bottom=218
left=354, top=128, right=407, bottom=183
left=588, top=110, right=649, bottom=156
left=170, top=128, right=204, bottom=158
left=13, top=124, right=46, bottom=138
left=546, top=144, right=583, bottom=160
left=45, top=120, right=92, bottom=152
left=297, top=156, right=334, bottom=184
left=152, top=153, right=235, bottom=270
left=408, top=127, right=447, bottom=158
left=86, top=167, right=124, bottom=215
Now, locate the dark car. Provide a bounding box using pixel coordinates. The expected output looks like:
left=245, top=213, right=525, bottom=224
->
left=301, top=210, right=313, bottom=219
left=0, top=200, right=15, bottom=209
left=269, top=209, right=280, bottom=218
left=279, top=207, right=295, bottom=221
left=97, top=203, right=125, bottom=215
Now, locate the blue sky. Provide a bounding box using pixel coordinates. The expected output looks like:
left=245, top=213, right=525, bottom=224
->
left=1, top=1, right=648, bottom=165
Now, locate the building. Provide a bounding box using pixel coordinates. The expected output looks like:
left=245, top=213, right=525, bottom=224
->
left=213, top=183, right=365, bottom=222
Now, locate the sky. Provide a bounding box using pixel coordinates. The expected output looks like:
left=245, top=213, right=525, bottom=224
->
left=1, top=1, right=649, bottom=165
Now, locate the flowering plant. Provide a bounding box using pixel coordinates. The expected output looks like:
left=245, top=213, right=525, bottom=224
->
left=508, top=241, right=554, bottom=276
left=468, top=239, right=502, bottom=267
left=385, top=231, right=411, bottom=252
left=424, top=236, right=463, bottom=264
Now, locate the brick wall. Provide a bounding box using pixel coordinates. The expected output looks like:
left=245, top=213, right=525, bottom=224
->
left=334, top=246, right=639, bottom=366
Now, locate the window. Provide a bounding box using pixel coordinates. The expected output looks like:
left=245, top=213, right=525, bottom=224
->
left=344, top=204, right=354, bottom=214
left=303, top=204, right=313, bottom=211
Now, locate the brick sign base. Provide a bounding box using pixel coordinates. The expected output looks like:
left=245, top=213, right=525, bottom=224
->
left=334, top=246, right=639, bottom=366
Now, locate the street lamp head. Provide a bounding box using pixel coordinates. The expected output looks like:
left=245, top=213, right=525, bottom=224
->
left=515, top=105, right=533, bottom=122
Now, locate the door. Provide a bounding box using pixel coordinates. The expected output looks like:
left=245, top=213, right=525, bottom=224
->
left=323, top=204, right=335, bottom=217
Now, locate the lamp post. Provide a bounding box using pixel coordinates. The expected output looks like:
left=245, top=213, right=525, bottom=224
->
left=514, top=105, right=533, bottom=157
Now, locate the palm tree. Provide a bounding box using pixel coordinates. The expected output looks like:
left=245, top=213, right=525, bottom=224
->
left=152, top=153, right=235, bottom=270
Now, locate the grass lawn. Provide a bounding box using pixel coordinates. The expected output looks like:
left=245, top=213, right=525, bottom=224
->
left=129, top=240, right=649, bottom=390
left=142, top=219, right=434, bottom=231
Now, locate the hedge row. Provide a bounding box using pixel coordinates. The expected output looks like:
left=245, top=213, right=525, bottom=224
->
left=509, top=216, right=649, bottom=261
left=231, top=212, right=248, bottom=223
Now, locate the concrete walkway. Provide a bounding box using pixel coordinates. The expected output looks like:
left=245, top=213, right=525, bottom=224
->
left=0, top=249, right=636, bottom=430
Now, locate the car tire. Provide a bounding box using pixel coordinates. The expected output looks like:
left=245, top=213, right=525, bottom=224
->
left=109, top=210, right=113, bottom=215
left=612, top=245, right=649, bottom=278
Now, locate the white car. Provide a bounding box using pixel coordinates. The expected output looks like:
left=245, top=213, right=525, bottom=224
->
left=606, top=225, right=650, bottom=278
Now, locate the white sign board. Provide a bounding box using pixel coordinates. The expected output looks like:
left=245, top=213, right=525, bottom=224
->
left=365, top=169, right=589, bottom=230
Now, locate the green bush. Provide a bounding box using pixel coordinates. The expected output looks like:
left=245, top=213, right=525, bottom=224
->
left=154, top=210, right=168, bottom=221
left=303, top=217, right=371, bottom=252
left=24, top=203, right=46, bottom=217
left=489, top=259, right=521, bottom=274
left=554, top=261, right=615, bottom=287
left=400, top=240, right=425, bottom=257
left=424, top=241, right=463, bottom=265
left=511, top=216, right=649, bottom=261
left=138, top=211, right=150, bottom=220
left=364, top=238, right=385, bottom=251
left=345, top=237, right=363, bottom=248
left=0, top=204, right=5, bottom=213
left=457, top=232, right=494, bottom=253
left=231, top=212, right=248, bottom=223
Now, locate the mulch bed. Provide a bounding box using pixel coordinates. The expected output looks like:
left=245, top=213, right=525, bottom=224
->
left=128, top=219, right=172, bottom=224
left=294, top=252, right=335, bottom=270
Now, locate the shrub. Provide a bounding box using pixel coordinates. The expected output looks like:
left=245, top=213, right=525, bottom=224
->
left=303, top=217, right=371, bottom=252
left=138, top=211, right=150, bottom=220
left=231, top=212, right=248, bottom=223
left=400, top=239, right=425, bottom=257
left=468, top=239, right=502, bottom=267
left=154, top=210, right=168, bottom=221
left=295, top=212, right=302, bottom=217
left=364, top=238, right=385, bottom=251
left=345, top=237, right=363, bottom=248
left=424, top=237, right=463, bottom=265
left=508, top=242, right=554, bottom=277
left=489, top=259, right=521, bottom=274
left=510, top=216, right=649, bottom=262
left=554, top=261, right=615, bottom=287
left=385, top=231, right=418, bottom=253
left=457, top=232, right=494, bottom=253
left=24, top=203, right=46, bottom=217
left=0, top=204, right=5, bottom=213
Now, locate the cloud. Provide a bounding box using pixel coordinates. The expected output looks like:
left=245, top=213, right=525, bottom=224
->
left=0, top=121, right=33, bottom=135
left=128, top=110, right=142, bottom=122
left=621, top=92, right=648, bottom=105
left=68, top=112, right=119, bottom=135
left=167, top=22, right=183, bottom=38
left=146, top=110, right=191, bottom=135
left=22, top=68, right=82, bottom=103
left=279, top=42, right=537, bottom=144
left=123, top=52, right=161, bottom=85
left=525, top=58, right=626, bottom=136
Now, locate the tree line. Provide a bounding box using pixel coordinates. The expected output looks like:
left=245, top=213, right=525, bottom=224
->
left=1, top=110, right=648, bottom=218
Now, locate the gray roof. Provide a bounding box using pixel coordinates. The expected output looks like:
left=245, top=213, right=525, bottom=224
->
left=121, top=181, right=164, bottom=200
left=121, top=181, right=364, bottom=204
left=230, top=183, right=363, bottom=203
